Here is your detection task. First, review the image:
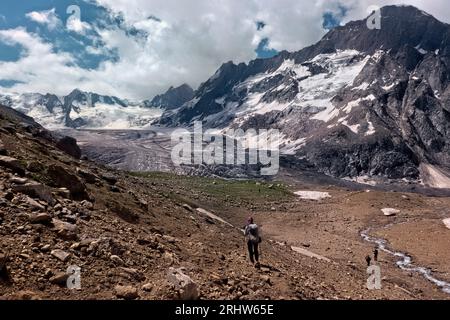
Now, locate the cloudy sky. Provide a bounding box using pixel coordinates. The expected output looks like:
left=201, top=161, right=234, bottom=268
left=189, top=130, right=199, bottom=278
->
left=0, top=0, right=449, bottom=100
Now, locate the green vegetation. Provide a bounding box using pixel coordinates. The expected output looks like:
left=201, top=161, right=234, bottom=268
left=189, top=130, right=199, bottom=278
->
left=128, top=171, right=293, bottom=203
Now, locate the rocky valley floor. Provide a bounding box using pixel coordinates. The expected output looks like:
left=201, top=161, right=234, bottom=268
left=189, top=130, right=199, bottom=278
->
left=1, top=108, right=450, bottom=300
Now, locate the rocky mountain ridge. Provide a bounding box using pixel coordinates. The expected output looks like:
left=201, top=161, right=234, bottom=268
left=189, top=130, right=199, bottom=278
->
left=157, top=5, right=450, bottom=186
left=0, top=84, right=194, bottom=130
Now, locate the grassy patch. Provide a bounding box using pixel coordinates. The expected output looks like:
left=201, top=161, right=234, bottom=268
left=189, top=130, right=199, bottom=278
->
left=128, top=171, right=293, bottom=203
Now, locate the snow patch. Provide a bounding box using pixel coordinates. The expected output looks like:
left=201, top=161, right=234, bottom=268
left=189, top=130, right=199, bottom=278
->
left=352, top=82, right=370, bottom=91
left=342, top=94, right=376, bottom=114
left=294, top=191, right=331, bottom=200
left=382, top=82, right=397, bottom=91
left=280, top=137, right=307, bottom=155
left=343, top=175, right=377, bottom=186
left=342, top=121, right=360, bottom=134
left=365, top=121, right=376, bottom=136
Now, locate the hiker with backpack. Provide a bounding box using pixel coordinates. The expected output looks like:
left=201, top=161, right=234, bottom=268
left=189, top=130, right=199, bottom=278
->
left=244, top=217, right=261, bottom=267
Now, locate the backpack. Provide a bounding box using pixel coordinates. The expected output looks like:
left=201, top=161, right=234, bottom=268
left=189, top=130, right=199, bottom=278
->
left=247, top=224, right=261, bottom=244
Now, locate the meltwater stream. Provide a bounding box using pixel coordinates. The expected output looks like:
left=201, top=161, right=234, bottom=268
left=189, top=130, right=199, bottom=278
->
left=361, top=228, right=450, bottom=295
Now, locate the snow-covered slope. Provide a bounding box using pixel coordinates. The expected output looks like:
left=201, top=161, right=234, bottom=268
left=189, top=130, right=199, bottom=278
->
left=0, top=93, right=65, bottom=129
left=0, top=89, right=163, bottom=129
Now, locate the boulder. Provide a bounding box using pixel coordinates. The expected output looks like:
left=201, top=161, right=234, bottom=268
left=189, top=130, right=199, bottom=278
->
left=49, top=272, right=69, bottom=285
left=9, top=177, right=27, bottom=184
left=102, top=173, right=118, bottom=185
left=47, top=165, right=88, bottom=200
left=142, top=283, right=153, bottom=292
left=381, top=208, right=400, bottom=216
left=114, top=285, right=139, bottom=300
left=23, top=196, right=46, bottom=211
left=29, top=213, right=52, bottom=224
left=0, top=156, right=25, bottom=175
left=167, top=267, right=199, bottom=300
left=56, top=136, right=81, bottom=159
left=76, top=168, right=98, bottom=184
left=52, top=218, right=78, bottom=240
left=11, top=182, right=54, bottom=205
left=51, top=249, right=71, bottom=262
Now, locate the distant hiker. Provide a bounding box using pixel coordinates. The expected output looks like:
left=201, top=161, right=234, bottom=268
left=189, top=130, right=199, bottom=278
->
left=373, top=248, right=379, bottom=262
left=365, top=255, right=372, bottom=267
left=244, top=217, right=261, bottom=266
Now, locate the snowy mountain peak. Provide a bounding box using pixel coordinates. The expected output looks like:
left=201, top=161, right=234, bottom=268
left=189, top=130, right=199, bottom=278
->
left=158, top=5, right=450, bottom=183
left=145, top=84, right=194, bottom=110
left=0, top=90, right=163, bottom=129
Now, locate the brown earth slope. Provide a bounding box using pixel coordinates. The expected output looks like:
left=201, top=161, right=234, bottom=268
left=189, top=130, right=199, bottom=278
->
left=0, top=104, right=448, bottom=300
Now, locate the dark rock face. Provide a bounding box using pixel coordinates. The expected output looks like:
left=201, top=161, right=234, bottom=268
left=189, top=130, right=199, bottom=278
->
left=158, top=5, right=450, bottom=182
left=146, top=84, right=194, bottom=110
left=36, top=94, right=63, bottom=113
left=56, top=136, right=82, bottom=159
left=301, top=133, right=420, bottom=179
left=304, top=6, right=450, bottom=58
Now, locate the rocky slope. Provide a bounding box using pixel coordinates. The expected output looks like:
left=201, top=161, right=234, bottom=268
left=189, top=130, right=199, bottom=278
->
left=158, top=5, right=450, bottom=186
left=1, top=103, right=429, bottom=300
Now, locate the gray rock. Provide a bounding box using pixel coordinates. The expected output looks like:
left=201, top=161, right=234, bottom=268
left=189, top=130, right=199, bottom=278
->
left=167, top=267, right=199, bottom=300
left=11, top=182, right=54, bottom=205
left=9, top=177, right=27, bottom=184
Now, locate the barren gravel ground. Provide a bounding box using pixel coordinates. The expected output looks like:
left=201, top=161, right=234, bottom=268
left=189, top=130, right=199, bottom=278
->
left=3, top=123, right=448, bottom=300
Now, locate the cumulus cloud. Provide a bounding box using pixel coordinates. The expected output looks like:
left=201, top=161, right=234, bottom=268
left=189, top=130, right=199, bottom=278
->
left=25, top=8, right=61, bottom=30
left=2, top=0, right=450, bottom=100
left=67, top=17, right=92, bottom=35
